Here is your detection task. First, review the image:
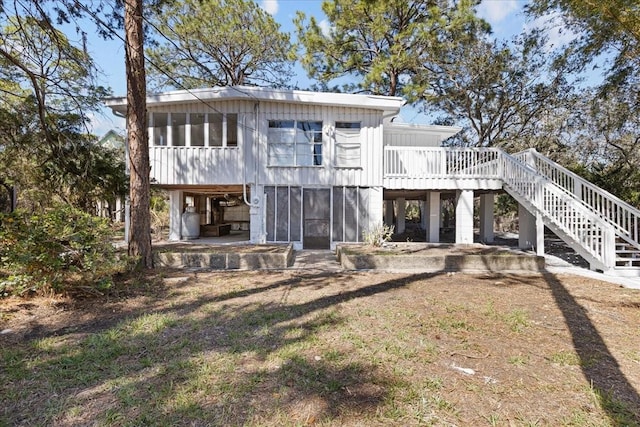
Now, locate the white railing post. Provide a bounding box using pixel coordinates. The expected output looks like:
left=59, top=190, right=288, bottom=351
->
left=603, top=227, right=616, bottom=270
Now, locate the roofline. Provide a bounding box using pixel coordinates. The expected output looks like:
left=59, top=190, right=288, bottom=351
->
left=105, top=86, right=406, bottom=114
left=385, top=122, right=463, bottom=137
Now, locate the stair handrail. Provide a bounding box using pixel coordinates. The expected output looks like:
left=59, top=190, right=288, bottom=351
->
left=500, top=150, right=616, bottom=269
left=514, top=148, right=640, bottom=248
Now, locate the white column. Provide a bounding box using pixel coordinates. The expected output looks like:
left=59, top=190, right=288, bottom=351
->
left=124, top=196, right=130, bottom=243
left=250, top=184, right=265, bottom=243
left=479, top=193, right=495, bottom=243
left=384, top=200, right=394, bottom=228
left=455, top=190, right=474, bottom=244
left=426, top=191, right=441, bottom=243
left=115, top=197, right=123, bottom=222
left=396, top=198, right=406, bottom=234
left=518, top=204, right=544, bottom=254
left=536, top=212, right=545, bottom=256
left=420, top=201, right=427, bottom=230
left=368, top=187, right=384, bottom=228
left=169, top=190, right=184, bottom=241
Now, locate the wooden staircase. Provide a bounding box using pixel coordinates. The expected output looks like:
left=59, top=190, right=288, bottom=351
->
left=512, top=149, right=640, bottom=277
left=616, top=240, right=640, bottom=268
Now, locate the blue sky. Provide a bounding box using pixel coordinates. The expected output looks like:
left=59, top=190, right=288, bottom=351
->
left=90, top=0, right=565, bottom=135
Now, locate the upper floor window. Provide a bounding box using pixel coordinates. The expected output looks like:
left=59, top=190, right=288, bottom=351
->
left=268, top=120, right=323, bottom=167
left=334, top=122, right=361, bottom=168
left=190, top=113, right=206, bottom=147
left=152, top=112, right=168, bottom=146
left=171, top=113, right=187, bottom=146
left=150, top=112, right=238, bottom=147
left=209, top=113, right=238, bottom=147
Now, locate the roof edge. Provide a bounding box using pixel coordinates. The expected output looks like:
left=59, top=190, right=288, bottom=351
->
left=105, top=86, right=405, bottom=114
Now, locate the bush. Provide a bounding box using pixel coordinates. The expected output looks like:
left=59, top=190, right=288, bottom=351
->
left=363, top=223, right=394, bottom=247
left=0, top=205, right=124, bottom=296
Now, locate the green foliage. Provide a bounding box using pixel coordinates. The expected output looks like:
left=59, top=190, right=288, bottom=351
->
left=416, top=32, right=573, bottom=148
left=146, top=0, right=295, bottom=90
left=405, top=202, right=421, bottom=222
left=0, top=7, right=120, bottom=214
left=526, top=0, right=640, bottom=102
left=0, top=205, right=124, bottom=296
left=363, top=223, right=395, bottom=247
left=295, top=0, right=490, bottom=96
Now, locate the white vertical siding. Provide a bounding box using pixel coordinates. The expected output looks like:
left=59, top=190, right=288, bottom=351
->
left=384, top=130, right=441, bottom=147
left=256, top=102, right=384, bottom=188
left=147, top=99, right=386, bottom=187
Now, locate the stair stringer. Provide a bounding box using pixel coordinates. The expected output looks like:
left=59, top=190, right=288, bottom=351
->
left=503, top=184, right=611, bottom=272
left=514, top=149, right=640, bottom=255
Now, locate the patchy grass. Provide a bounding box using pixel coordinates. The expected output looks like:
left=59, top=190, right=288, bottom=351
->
left=1, top=270, right=639, bottom=426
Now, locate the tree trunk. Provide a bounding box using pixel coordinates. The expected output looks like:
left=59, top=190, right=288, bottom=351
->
left=125, top=0, right=153, bottom=267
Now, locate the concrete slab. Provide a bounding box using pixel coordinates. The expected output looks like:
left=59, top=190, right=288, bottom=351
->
left=154, top=243, right=293, bottom=269
left=337, top=243, right=544, bottom=273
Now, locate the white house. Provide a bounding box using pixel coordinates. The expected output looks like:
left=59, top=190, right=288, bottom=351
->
left=106, top=86, right=640, bottom=276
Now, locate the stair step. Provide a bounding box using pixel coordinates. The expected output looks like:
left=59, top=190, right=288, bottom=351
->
left=616, top=258, right=640, bottom=267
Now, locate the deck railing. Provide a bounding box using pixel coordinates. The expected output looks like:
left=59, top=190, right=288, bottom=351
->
left=383, top=146, right=616, bottom=269
left=514, top=149, right=640, bottom=250
left=383, top=146, right=502, bottom=178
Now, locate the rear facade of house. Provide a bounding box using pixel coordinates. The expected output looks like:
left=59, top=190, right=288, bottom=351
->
left=106, top=86, right=640, bottom=276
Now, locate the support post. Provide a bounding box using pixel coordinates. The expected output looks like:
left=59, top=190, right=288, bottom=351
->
left=168, top=190, right=184, bottom=241
left=518, top=203, right=544, bottom=254
left=249, top=184, right=265, bottom=243
left=536, top=212, right=545, bottom=256
left=420, top=200, right=427, bottom=230
left=384, top=200, right=394, bottom=228
left=426, top=191, right=441, bottom=243
left=455, top=190, right=474, bottom=244
left=124, top=196, right=130, bottom=243
left=479, top=193, right=495, bottom=243
left=396, top=198, right=406, bottom=234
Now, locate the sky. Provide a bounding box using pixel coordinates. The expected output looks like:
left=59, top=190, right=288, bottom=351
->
left=89, top=0, right=567, bottom=136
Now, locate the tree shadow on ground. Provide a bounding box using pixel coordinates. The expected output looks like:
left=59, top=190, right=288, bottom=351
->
left=1, top=270, right=440, bottom=425
left=542, top=270, right=640, bottom=426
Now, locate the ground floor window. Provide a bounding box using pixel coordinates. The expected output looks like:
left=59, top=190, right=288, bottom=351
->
left=264, top=185, right=371, bottom=245
left=264, top=186, right=302, bottom=242
left=332, top=186, right=369, bottom=242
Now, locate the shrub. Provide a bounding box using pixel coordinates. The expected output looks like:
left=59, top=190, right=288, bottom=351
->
left=362, top=223, right=394, bottom=247
left=0, top=204, right=124, bottom=296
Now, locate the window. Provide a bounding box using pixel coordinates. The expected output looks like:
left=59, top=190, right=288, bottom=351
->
left=334, top=121, right=361, bottom=167
left=171, top=113, right=187, bottom=146
left=150, top=112, right=238, bottom=147
left=152, top=113, right=168, bottom=146
left=190, top=113, right=205, bottom=147
left=226, top=114, right=238, bottom=147
left=208, top=113, right=237, bottom=147
left=268, top=120, right=323, bottom=166
left=209, top=113, right=223, bottom=147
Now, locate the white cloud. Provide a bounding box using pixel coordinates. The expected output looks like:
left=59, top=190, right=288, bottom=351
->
left=477, top=0, right=519, bottom=25
left=260, top=0, right=278, bottom=15
left=318, top=19, right=331, bottom=37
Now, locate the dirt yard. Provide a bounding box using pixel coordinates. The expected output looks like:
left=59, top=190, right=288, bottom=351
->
left=1, top=269, right=639, bottom=426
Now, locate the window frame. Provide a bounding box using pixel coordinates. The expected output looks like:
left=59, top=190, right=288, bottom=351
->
left=267, top=119, right=324, bottom=167
left=149, top=112, right=239, bottom=148
left=334, top=121, right=362, bottom=168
